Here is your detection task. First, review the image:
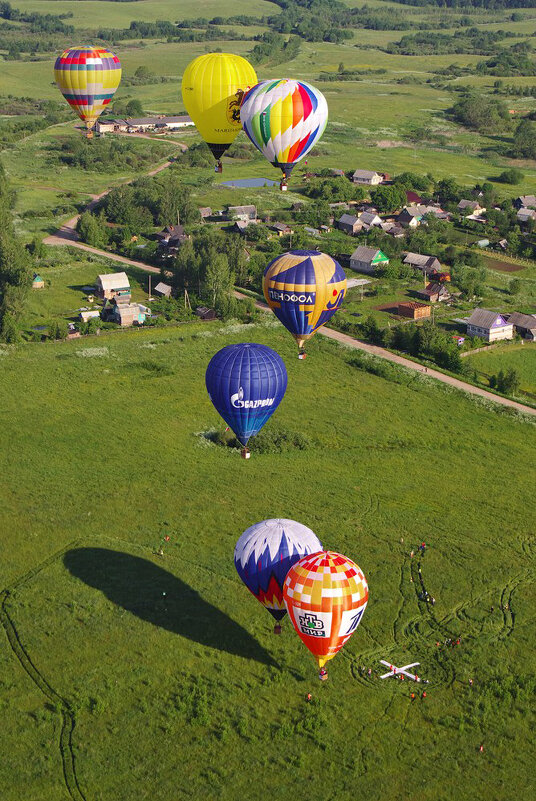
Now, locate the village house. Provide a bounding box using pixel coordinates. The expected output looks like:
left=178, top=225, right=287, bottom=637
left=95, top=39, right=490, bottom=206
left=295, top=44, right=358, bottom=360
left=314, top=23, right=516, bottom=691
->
left=458, top=199, right=486, bottom=216
left=398, top=204, right=447, bottom=228
left=199, top=207, right=212, bottom=220
left=514, top=195, right=536, bottom=210
left=465, top=309, right=513, bottom=342
left=506, top=311, right=536, bottom=340
left=352, top=169, right=384, bottom=185
left=403, top=253, right=442, bottom=275
left=156, top=224, right=189, bottom=248
left=380, top=221, right=404, bottom=238
left=271, top=222, right=294, bottom=236
left=516, top=207, right=536, bottom=225
left=350, top=246, right=389, bottom=274
left=95, top=115, right=194, bottom=134
left=330, top=168, right=346, bottom=177
left=233, top=220, right=255, bottom=234
left=96, top=272, right=131, bottom=301
left=406, top=190, right=423, bottom=206
left=359, top=210, right=382, bottom=229
left=113, top=303, right=151, bottom=327
left=228, top=205, right=257, bottom=222
left=416, top=282, right=450, bottom=303
left=337, top=214, right=362, bottom=235
left=31, top=273, right=44, bottom=290
left=398, top=302, right=431, bottom=320
left=154, top=282, right=172, bottom=298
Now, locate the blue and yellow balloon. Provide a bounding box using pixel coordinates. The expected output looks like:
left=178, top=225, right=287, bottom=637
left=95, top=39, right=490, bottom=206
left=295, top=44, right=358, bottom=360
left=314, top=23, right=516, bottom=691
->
left=263, top=250, right=347, bottom=357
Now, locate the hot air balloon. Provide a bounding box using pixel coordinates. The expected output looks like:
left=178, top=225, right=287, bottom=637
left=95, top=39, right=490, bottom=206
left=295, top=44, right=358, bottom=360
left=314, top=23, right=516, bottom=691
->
left=240, top=79, right=328, bottom=190
left=235, top=519, right=322, bottom=633
left=181, top=53, right=257, bottom=172
left=54, top=47, right=122, bottom=138
left=283, top=551, right=368, bottom=680
left=205, top=343, right=287, bottom=458
left=263, top=250, right=347, bottom=358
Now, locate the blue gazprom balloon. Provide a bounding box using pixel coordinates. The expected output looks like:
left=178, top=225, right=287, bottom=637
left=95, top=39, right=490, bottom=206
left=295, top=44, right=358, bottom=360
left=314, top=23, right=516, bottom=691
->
left=205, top=343, right=288, bottom=447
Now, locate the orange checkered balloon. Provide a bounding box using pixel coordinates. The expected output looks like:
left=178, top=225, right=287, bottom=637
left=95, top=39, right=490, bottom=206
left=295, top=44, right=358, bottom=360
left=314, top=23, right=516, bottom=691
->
left=283, top=551, right=368, bottom=669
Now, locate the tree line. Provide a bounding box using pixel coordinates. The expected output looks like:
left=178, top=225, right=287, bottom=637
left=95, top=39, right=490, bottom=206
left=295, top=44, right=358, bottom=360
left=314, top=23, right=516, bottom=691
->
left=0, top=160, right=32, bottom=343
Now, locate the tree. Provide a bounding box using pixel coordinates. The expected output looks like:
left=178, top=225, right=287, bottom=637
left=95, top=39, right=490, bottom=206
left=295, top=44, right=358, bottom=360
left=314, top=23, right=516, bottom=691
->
left=512, top=119, right=536, bottom=159
left=134, top=66, right=152, bottom=79
left=205, top=253, right=233, bottom=305
left=76, top=211, right=109, bottom=249
left=371, top=184, right=406, bottom=214
left=126, top=99, right=144, bottom=117
left=509, top=277, right=521, bottom=296
left=497, top=168, right=524, bottom=185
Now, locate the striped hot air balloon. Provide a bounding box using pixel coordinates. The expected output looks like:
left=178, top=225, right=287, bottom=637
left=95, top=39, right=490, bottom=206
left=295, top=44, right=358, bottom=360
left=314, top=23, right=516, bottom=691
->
left=283, top=551, right=368, bottom=678
left=263, top=250, right=347, bottom=356
left=54, top=46, right=122, bottom=137
left=240, top=79, right=328, bottom=189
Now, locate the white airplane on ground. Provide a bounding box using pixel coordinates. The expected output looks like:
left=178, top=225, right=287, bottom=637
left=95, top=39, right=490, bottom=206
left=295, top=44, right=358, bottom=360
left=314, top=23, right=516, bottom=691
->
left=379, top=660, right=421, bottom=681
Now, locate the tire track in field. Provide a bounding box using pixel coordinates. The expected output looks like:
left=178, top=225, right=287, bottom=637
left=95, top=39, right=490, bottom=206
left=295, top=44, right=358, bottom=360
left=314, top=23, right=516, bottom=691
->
left=0, top=541, right=86, bottom=801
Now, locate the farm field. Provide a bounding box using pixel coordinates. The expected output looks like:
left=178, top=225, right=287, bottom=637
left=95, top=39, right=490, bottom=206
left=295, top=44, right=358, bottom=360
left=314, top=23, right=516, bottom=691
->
left=1, top=322, right=535, bottom=801
left=467, top=341, right=536, bottom=394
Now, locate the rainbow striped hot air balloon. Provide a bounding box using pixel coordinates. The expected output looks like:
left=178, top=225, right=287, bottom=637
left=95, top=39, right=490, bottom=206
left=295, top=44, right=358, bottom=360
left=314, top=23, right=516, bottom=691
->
left=263, top=250, right=347, bottom=356
left=54, top=47, right=122, bottom=138
left=240, top=79, right=328, bottom=189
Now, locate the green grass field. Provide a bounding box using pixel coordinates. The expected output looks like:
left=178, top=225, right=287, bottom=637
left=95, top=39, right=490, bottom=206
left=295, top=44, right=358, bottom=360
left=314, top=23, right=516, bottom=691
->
left=1, top=321, right=535, bottom=801
left=467, top=341, right=536, bottom=393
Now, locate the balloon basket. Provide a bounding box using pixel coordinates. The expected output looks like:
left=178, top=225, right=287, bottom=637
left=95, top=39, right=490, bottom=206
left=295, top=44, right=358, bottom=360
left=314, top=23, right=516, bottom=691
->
left=85, top=130, right=93, bottom=140
left=298, top=351, right=307, bottom=360
left=215, top=161, right=223, bottom=174
left=241, top=447, right=251, bottom=460
left=273, top=624, right=282, bottom=635
left=319, top=670, right=328, bottom=682
left=280, top=179, right=288, bottom=191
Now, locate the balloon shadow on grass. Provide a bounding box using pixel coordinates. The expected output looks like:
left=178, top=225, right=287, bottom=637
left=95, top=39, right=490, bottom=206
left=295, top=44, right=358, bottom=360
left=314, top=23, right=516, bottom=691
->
left=64, top=548, right=276, bottom=667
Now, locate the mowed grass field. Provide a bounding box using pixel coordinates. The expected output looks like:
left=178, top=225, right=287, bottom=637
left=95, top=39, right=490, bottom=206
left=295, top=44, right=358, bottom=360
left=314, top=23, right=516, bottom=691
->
left=1, top=322, right=535, bottom=801
left=467, top=341, right=536, bottom=394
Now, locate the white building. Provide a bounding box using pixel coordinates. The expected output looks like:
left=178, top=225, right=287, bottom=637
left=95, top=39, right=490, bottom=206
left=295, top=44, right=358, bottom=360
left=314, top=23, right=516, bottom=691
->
left=465, top=309, right=513, bottom=342
left=352, top=169, right=383, bottom=185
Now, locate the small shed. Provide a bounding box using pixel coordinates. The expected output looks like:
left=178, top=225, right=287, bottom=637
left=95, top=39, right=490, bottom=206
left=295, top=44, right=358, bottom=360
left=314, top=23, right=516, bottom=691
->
left=507, top=311, right=536, bottom=340
left=79, top=309, right=101, bottom=323
left=32, top=273, right=45, bottom=290
left=397, top=302, right=431, bottom=320
left=416, top=283, right=450, bottom=303
left=196, top=306, right=216, bottom=321
left=154, top=282, right=172, bottom=298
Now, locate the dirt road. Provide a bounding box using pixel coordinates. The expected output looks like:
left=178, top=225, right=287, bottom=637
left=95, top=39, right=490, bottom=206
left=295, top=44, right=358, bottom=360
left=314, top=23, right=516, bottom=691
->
left=44, top=159, right=178, bottom=246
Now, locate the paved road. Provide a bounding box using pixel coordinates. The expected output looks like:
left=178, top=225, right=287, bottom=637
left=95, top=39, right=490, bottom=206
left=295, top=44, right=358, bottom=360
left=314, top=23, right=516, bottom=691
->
left=235, top=292, right=536, bottom=417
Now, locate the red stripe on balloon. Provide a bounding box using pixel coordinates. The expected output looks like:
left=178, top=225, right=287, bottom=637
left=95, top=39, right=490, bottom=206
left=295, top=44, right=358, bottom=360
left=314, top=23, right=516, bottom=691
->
left=299, top=83, right=313, bottom=120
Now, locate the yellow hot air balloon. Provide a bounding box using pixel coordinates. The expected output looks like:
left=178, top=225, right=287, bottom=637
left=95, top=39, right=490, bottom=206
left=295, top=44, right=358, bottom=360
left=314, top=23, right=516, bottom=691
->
left=181, top=53, right=257, bottom=172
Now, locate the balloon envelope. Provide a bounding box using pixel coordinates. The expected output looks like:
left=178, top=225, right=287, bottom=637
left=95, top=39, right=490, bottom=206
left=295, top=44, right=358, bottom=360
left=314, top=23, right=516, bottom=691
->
left=235, top=519, right=323, bottom=622
left=263, top=250, right=347, bottom=349
left=240, top=79, right=328, bottom=178
left=182, top=52, right=257, bottom=161
left=283, top=551, right=368, bottom=669
left=54, top=46, right=122, bottom=130
left=205, top=343, right=287, bottom=446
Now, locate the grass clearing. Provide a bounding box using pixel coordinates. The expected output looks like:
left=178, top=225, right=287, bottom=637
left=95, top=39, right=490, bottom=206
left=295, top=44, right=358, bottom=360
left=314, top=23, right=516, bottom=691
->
left=467, top=341, right=536, bottom=394
left=0, top=323, right=535, bottom=800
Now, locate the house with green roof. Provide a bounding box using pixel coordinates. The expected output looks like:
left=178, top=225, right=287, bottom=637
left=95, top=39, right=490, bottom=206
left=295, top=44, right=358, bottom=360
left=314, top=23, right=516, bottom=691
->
left=350, top=246, right=389, bottom=275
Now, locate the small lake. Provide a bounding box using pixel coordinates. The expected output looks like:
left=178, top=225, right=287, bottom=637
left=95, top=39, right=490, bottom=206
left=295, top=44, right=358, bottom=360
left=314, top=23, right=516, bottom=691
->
left=220, top=178, right=278, bottom=188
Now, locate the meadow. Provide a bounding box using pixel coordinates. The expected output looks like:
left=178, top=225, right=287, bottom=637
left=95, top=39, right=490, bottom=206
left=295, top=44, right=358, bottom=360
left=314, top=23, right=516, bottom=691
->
left=1, top=320, right=536, bottom=801
left=467, top=341, right=536, bottom=393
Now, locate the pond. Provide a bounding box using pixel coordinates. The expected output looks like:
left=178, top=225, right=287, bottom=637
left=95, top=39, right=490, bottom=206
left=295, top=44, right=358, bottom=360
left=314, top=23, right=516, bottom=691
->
left=220, top=177, right=278, bottom=188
